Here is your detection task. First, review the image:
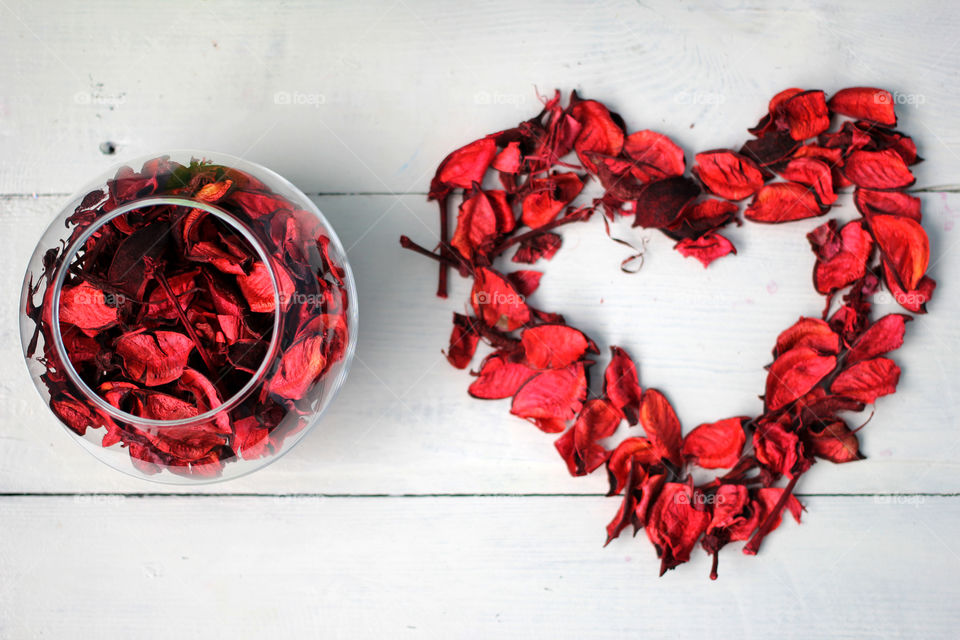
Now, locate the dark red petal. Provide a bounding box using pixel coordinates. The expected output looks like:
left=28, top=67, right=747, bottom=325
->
left=681, top=417, right=746, bottom=469
left=116, top=331, right=194, bottom=387
left=506, top=270, right=542, bottom=298
left=744, top=182, right=826, bottom=223
left=692, top=150, right=765, bottom=201
left=604, top=346, right=643, bottom=425
left=510, top=363, right=587, bottom=422
left=753, top=420, right=806, bottom=478
left=468, top=352, right=537, bottom=399
left=765, top=347, right=836, bottom=411
left=445, top=313, right=480, bottom=369
left=674, top=233, right=736, bottom=267
left=830, top=357, right=900, bottom=403
left=631, top=176, right=701, bottom=229
left=828, top=87, right=897, bottom=126
left=645, top=483, right=711, bottom=575
left=521, top=324, right=592, bottom=369
left=639, top=389, right=683, bottom=467
left=511, top=232, right=562, bottom=264
left=808, top=419, right=863, bottom=463
left=843, top=149, right=915, bottom=190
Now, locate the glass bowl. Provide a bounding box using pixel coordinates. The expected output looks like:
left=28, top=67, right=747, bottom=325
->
left=19, top=150, right=358, bottom=483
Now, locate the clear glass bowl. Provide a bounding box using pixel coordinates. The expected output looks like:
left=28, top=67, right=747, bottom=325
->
left=19, top=151, right=358, bottom=483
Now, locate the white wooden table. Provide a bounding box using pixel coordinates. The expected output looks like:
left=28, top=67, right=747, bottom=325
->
left=2, top=1, right=959, bottom=637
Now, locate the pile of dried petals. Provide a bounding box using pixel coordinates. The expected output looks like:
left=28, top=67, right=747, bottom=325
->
left=401, top=87, right=934, bottom=577
left=25, top=157, right=351, bottom=477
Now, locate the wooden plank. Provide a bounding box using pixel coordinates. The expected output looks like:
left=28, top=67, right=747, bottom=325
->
left=0, top=0, right=958, bottom=194
left=2, top=193, right=958, bottom=493
left=0, top=495, right=957, bottom=638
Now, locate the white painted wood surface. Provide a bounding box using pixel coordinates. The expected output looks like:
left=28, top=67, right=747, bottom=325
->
left=2, top=0, right=959, bottom=637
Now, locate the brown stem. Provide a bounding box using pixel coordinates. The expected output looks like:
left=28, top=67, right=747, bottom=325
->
left=437, top=196, right=450, bottom=298
left=155, top=270, right=217, bottom=376
left=400, top=235, right=463, bottom=269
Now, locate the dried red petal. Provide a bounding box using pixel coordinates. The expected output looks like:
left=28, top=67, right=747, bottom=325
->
left=492, top=141, right=522, bottom=174
left=521, top=324, right=593, bottom=369
left=753, top=420, right=807, bottom=478
left=521, top=173, right=584, bottom=228
left=471, top=267, right=531, bottom=331
left=236, top=260, right=293, bottom=313
left=668, top=199, right=738, bottom=240
left=828, top=87, right=897, bottom=126
left=445, top=313, right=480, bottom=369
left=843, top=149, right=915, bottom=190
left=605, top=437, right=658, bottom=495
left=744, top=182, right=826, bottom=223
left=429, top=137, right=498, bottom=199
left=468, top=352, right=536, bottom=399
left=58, top=282, right=118, bottom=336
left=631, top=177, right=701, bottom=229
left=645, top=483, right=711, bottom=575
left=639, top=389, right=683, bottom=467
left=774, top=317, right=840, bottom=357
left=847, top=314, right=910, bottom=365
left=765, top=347, right=836, bottom=411
left=807, top=220, right=874, bottom=294
left=693, top=150, right=765, bottom=201
left=780, top=90, right=831, bottom=141
left=510, top=363, right=587, bottom=423
left=511, top=232, right=561, bottom=264
left=808, top=419, right=863, bottom=463
left=854, top=188, right=922, bottom=221
left=869, top=214, right=929, bottom=291
left=506, top=270, right=542, bottom=298
left=116, top=331, right=194, bottom=386
left=622, top=130, right=685, bottom=180
left=780, top=157, right=837, bottom=205
left=830, top=357, right=900, bottom=404
left=682, top=418, right=746, bottom=469
left=555, top=398, right=622, bottom=476
left=451, top=190, right=499, bottom=260
left=266, top=326, right=328, bottom=400
left=674, top=233, right=736, bottom=267
left=570, top=98, right=625, bottom=173
left=603, top=346, right=643, bottom=426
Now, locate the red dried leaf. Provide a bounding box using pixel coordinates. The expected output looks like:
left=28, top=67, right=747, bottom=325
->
left=668, top=199, right=739, bottom=239
left=765, top=347, right=836, bottom=411
left=869, top=214, right=929, bottom=291
left=682, top=418, right=746, bottom=469
left=506, top=270, right=542, bottom=298
left=807, top=220, right=874, bottom=294
left=693, top=150, right=765, bottom=201
left=471, top=267, right=531, bottom=331
left=774, top=317, right=840, bottom=357
left=854, top=188, right=922, bottom=221
left=510, top=363, right=587, bottom=423
left=521, top=173, right=584, bottom=228
left=753, top=419, right=807, bottom=478
left=58, top=282, right=118, bottom=336
left=808, top=419, right=863, bottom=463
left=445, top=313, right=480, bottom=369
left=521, top=324, right=593, bottom=369
left=847, top=314, right=910, bottom=365
left=116, top=331, right=194, bottom=386
left=645, top=483, right=711, bottom=575
left=639, top=389, right=683, bottom=467
left=622, top=130, right=685, bottom=180
left=828, top=87, right=897, bottom=126
left=512, top=232, right=561, bottom=264
left=744, top=182, right=826, bottom=223
left=555, top=398, right=622, bottom=476
left=236, top=260, right=294, bottom=314
left=780, top=157, right=837, bottom=205
left=843, top=149, right=915, bottom=190
left=451, top=190, right=499, bottom=260
left=429, top=137, right=498, bottom=199
left=604, top=346, right=643, bottom=426
left=830, top=357, right=900, bottom=404
left=468, top=352, right=536, bottom=399
left=631, top=176, right=701, bottom=229
left=674, top=233, right=736, bottom=267
left=266, top=326, right=328, bottom=401
left=605, top=437, right=658, bottom=495
left=780, top=90, right=831, bottom=141
left=570, top=98, right=625, bottom=173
